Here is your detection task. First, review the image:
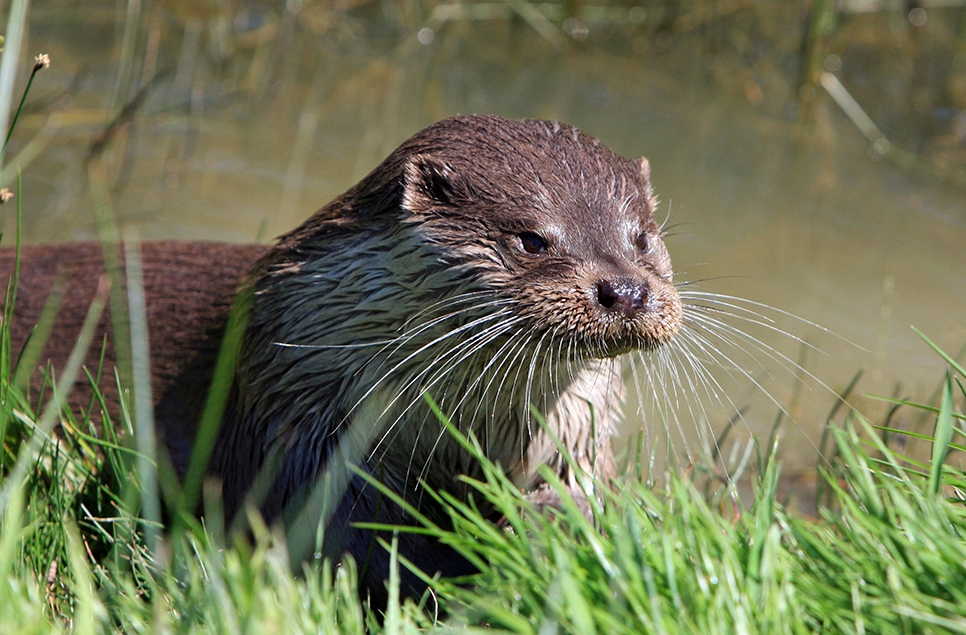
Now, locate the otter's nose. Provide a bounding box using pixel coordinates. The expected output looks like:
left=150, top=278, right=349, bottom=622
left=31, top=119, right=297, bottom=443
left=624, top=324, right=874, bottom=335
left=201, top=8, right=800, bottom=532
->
left=595, top=278, right=650, bottom=318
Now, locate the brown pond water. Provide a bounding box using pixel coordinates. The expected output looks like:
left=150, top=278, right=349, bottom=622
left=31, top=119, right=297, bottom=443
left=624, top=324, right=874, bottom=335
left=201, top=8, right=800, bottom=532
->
left=3, top=1, right=966, bottom=487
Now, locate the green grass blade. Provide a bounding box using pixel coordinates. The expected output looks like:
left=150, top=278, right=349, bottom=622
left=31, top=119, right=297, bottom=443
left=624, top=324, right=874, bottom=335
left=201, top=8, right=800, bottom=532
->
left=11, top=269, right=65, bottom=393
left=110, top=0, right=142, bottom=113
left=869, top=396, right=966, bottom=425
left=0, top=0, right=28, bottom=167
left=913, top=327, right=966, bottom=379
left=122, top=234, right=159, bottom=555
left=178, top=286, right=251, bottom=519
left=0, top=170, right=22, bottom=458
left=88, top=158, right=133, bottom=398
left=928, top=372, right=955, bottom=496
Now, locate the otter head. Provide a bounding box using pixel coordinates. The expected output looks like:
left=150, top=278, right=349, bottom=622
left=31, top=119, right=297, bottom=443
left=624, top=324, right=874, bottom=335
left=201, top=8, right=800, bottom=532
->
left=398, top=115, right=683, bottom=360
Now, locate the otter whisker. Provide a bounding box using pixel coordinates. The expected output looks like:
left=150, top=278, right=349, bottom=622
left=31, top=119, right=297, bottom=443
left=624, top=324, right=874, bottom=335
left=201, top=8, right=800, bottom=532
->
left=378, top=315, right=536, bottom=491
left=618, top=192, right=638, bottom=216
left=418, top=315, right=533, bottom=409
left=662, top=337, right=744, bottom=459
left=628, top=354, right=670, bottom=466
left=681, top=306, right=845, bottom=407
left=366, top=313, right=531, bottom=461
left=642, top=319, right=817, bottom=475
left=641, top=329, right=740, bottom=439
left=641, top=352, right=706, bottom=475
left=525, top=325, right=561, bottom=434
left=465, top=323, right=541, bottom=425
left=420, top=316, right=535, bottom=428
left=522, top=326, right=552, bottom=438
left=269, top=295, right=510, bottom=364
left=633, top=342, right=710, bottom=460
left=658, top=199, right=673, bottom=235
left=673, top=325, right=788, bottom=416
left=415, top=328, right=539, bottom=489
left=273, top=340, right=398, bottom=349
left=682, top=302, right=824, bottom=357
left=489, top=324, right=545, bottom=411
left=342, top=307, right=519, bottom=428
left=682, top=311, right=797, bottom=380
left=673, top=347, right=780, bottom=469
left=371, top=297, right=514, bottom=368
left=400, top=289, right=500, bottom=329
left=681, top=291, right=861, bottom=350
left=373, top=314, right=527, bottom=424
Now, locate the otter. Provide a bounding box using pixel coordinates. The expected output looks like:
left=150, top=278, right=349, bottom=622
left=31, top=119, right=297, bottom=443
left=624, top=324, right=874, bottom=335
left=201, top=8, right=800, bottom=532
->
left=1, top=115, right=682, bottom=603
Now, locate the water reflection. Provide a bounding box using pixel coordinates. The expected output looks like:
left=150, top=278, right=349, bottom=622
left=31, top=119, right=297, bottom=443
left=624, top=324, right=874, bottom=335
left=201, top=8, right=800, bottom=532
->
left=4, top=0, right=965, bottom=480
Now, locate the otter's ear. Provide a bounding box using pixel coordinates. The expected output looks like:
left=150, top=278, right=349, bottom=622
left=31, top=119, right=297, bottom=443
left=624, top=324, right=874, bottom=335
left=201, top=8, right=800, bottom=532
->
left=403, top=155, right=458, bottom=213
left=633, top=156, right=651, bottom=182
left=633, top=156, right=654, bottom=199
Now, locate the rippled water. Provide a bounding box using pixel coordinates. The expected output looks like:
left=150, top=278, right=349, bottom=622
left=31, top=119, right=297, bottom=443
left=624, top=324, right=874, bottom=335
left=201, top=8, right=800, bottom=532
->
left=4, top=1, right=966, bottom=477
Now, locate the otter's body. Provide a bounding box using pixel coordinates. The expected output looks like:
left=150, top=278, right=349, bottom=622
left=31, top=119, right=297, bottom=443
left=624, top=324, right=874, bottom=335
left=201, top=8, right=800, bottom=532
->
left=0, top=115, right=682, bottom=601
left=0, top=243, right=265, bottom=443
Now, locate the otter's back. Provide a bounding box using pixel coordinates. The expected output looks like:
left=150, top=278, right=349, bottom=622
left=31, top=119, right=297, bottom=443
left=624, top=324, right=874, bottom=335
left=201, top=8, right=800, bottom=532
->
left=0, top=241, right=267, bottom=463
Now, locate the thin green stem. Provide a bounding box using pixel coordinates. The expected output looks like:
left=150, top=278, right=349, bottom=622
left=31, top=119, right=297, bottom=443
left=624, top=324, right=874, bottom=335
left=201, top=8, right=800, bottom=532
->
left=2, top=63, right=41, bottom=152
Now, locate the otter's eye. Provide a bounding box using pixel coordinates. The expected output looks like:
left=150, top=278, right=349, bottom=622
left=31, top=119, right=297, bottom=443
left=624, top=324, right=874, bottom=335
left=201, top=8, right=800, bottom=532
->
left=519, top=232, right=548, bottom=255
left=634, top=232, right=649, bottom=253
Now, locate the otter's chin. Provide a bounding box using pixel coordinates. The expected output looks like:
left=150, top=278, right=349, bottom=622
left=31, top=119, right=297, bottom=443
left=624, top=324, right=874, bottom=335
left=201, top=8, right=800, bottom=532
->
left=584, top=300, right=683, bottom=359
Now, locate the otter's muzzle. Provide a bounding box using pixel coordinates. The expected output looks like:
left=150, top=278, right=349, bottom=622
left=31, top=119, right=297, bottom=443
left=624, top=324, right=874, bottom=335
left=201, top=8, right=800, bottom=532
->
left=595, top=277, right=650, bottom=319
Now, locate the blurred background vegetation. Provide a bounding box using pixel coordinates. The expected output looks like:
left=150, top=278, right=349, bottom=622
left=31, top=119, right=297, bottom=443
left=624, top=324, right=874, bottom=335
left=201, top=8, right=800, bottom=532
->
left=1, top=0, right=965, bottom=484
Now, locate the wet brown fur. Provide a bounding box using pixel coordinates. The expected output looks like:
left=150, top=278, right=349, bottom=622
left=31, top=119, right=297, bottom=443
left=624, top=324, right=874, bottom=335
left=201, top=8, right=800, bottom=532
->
left=0, top=243, right=265, bottom=437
